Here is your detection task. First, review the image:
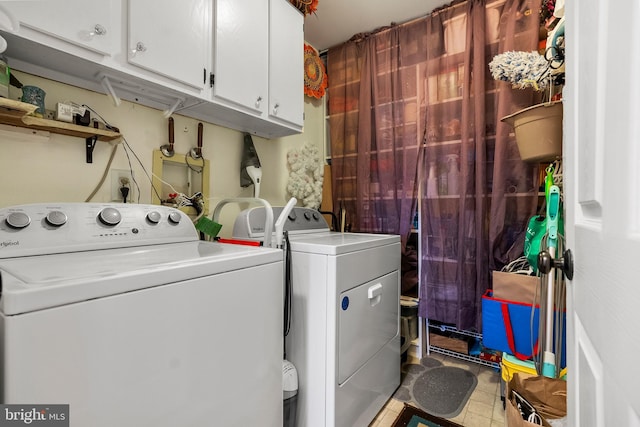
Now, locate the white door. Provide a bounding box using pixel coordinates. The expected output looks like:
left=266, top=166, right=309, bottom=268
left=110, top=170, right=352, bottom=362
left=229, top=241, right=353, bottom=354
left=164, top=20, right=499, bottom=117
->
left=269, top=0, right=304, bottom=128
left=566, top=1, right=640, bottom=426
left=213, top=0, right=268, bottom=114
left=128, top=0, right=208, bottom=89
left=0, top=0, right=117, bottom=56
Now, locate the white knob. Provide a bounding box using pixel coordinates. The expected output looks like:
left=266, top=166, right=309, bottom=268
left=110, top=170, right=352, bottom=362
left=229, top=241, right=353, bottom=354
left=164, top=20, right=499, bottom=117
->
left=131, top=42, right=147, bottom=57
left=147, top=211, right=161, bottom=224
left=98, top=207, right=122, bottom=226
left=255, top=96, right=262, bottom=109
left=80, top=24, right=107, bottom=42
left=46, top=210, right=67, bottom=227
left=91, top=24, right=107, bottom=37
left=273, top=103, right=279, bottom=115
left=168, top=211, right=181, bottom=224
left=6, top=212, right=30, bottom=229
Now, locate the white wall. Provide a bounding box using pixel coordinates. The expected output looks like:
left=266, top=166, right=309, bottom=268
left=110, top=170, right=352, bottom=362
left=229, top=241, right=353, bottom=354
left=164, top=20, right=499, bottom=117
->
left=0, top=70, right=325, bottom=236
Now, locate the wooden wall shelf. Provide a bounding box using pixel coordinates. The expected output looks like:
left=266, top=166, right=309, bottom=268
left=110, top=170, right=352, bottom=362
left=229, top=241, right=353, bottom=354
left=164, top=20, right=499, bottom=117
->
left=0, top=98, right=121, bottom=142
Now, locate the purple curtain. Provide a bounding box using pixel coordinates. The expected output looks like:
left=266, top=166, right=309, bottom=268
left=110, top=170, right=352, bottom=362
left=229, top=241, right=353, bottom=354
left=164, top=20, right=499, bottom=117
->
left=328, top=24, right=422, bottom=248
left=328, top=41, right=364, bottom=233
left=328, top=0, right=542, bottom=331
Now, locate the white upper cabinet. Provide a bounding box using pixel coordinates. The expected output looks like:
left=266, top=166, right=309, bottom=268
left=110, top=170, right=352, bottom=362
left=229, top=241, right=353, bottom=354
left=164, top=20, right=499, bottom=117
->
left=0, top=0, right=118, bottom=56
left=268, top=0, right=303, bottom=128
left=0, top=0, right=302, bottom=138
left=212, top=0, right=268, bottom=115
left=128, top=0, right=209, bottom=90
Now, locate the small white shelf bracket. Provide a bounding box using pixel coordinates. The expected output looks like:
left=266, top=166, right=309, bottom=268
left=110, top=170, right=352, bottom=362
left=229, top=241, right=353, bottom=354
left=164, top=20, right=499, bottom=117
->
left=163, top=98, right=184, bottom=119
left=100, top=75, right=121, bottom=107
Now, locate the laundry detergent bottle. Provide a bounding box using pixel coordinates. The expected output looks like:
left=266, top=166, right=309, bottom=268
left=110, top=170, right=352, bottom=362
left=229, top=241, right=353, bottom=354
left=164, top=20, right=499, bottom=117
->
left=446, top=154, right=460, bottom=196
left=426, top=161, right=438, bottom=198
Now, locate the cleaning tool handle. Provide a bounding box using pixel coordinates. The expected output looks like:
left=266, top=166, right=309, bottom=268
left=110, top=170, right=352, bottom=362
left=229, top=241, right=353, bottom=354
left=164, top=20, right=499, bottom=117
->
left=275, top=198, right=297, bottom=248
left=546, top=185, right=560, bottom=248
left=545, top=164, right=554, bottom=200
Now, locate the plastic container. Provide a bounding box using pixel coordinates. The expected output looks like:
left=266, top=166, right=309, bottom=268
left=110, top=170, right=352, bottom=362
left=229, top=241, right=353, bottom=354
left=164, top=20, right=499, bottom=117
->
left=443, top=14, right=466, bottom=54
left=426, top=161, right=438, bottom=198
left=283, top=360, right=298, bottom=427
left=0, top=55, right=9, bottom=98
left=446, top=154, right=460, bottom=195
left=501, top=353, right=537, bottom=385
left=500, top=353, right=538, bottom=407
left=401, top=298, right=419, bottom=341
left=501, top=101, right=563, bottom=162
left=20, top=85, right=46, bottom=117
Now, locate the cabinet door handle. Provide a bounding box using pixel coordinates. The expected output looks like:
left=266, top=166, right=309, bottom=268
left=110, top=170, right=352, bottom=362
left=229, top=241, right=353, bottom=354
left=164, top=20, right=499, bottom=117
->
left=255, top=96, right=262, bottom=109
left=131, top=42, right=147, bottom=57
left=90, top=24, right=107, bottom=37
left=79, top=24, right=107, bottom=42
left=272, top=103, right=279, bottom=115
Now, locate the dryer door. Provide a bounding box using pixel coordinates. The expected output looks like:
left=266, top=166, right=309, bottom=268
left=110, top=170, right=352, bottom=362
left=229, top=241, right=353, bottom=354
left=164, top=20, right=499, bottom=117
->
left=337, top=271, right=399, bottom=384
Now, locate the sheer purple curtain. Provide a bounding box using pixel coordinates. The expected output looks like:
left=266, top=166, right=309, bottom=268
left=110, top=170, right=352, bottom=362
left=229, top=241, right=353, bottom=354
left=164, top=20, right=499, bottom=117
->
left=418, top=0, right=542, bottom=331
left=328, top=24, right=423, bottom=249
left=328, top=0, right=542, bottom=332
left=418, top=0, right=483, bottom=330
left=328, top=41, right=364, bottom=233
left=490, top=0, right=544, bottom=270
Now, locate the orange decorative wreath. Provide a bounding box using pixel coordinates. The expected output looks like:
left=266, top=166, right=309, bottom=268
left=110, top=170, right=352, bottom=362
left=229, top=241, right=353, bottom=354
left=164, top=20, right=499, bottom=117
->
left=289, top=0, right=318, bottom=16
left=304, top=43, right=328, bottom=99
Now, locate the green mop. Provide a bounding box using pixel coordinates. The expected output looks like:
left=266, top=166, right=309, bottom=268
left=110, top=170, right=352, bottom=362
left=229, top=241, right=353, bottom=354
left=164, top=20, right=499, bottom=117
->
left=541, top=167, right=561, bottom=378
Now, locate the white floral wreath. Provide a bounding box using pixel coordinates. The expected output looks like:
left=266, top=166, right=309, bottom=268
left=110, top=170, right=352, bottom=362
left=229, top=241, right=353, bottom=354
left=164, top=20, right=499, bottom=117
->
left=286, top=143, right=324, bottom=209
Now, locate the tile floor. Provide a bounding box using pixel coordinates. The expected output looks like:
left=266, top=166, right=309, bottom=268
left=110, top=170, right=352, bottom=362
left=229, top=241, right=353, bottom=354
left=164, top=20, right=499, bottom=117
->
left=370, top=352, right=505, bottom=427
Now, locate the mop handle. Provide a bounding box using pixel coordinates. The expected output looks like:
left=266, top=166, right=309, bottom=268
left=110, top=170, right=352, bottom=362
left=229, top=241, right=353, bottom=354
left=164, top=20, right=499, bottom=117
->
left=546, top=185, right=560, bottom=250
left=542, top=182, right=561, bottom=378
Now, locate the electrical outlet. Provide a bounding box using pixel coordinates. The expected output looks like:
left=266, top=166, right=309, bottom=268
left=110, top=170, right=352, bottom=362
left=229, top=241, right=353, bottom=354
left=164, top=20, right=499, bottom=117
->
left=110, top=169, right=134, bottom=202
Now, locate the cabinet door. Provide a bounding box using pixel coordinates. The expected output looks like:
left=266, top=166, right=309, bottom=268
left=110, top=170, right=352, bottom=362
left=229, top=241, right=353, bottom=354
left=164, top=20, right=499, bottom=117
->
left=213, top=0, right=268, bottom=115
left=269, top=0, right=303, bottom=128
left=128, top=0, right=208, bottom=90
left=0, top=0, right=117, bottom=56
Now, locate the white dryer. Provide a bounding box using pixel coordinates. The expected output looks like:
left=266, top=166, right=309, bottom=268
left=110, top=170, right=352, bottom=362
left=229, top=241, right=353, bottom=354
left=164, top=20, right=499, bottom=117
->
left=0, top=203, right=284, bottom=427
left=234, top=207, right=401, bottom=427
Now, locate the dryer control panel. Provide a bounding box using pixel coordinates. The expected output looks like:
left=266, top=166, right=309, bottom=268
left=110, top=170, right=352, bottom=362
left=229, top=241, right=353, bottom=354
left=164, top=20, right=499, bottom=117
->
left=234, top=206, right=329, bottom=239
left=0, top=203, right=198, bottom=258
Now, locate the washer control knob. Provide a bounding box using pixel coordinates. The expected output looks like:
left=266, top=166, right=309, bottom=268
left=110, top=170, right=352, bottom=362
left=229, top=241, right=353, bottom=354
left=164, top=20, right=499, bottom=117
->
left=168, top=211, right=181, bottom=224
left=146, top=211, right=161, bottom=224
left=288, top=211, right=297, bottom=222
left=45, top=210, right=67, bottom=227
left=312, top=212, right=320, bottom=221
left=98, top=207, right=122, bottom=226
left=303, top=211, right=311, bottom=220
left=6, top=212, right=31, bottom=229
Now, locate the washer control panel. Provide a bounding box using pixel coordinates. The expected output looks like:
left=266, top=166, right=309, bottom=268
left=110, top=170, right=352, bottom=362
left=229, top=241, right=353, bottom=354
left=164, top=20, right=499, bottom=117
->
left=0, top=203, right=197, bottom=258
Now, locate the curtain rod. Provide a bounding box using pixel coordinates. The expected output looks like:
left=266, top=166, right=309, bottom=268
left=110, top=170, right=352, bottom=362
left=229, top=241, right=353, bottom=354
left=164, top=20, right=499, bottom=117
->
left=326, top=0, right=469, bottom=52
left=323, top=0, right=508, bottom=54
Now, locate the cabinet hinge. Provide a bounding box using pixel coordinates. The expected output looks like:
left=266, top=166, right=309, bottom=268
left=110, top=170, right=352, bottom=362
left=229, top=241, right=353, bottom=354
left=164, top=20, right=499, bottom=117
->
left=209, top=73, right=215, bottom=88
left=203, top=68, right=206, bottom=84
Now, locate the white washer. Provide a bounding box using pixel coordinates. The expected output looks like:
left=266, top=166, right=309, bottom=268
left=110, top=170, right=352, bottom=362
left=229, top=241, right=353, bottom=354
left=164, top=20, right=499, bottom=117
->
left=0, top=203, right=284, bottom=427
left=234, top=207, right=401, bottom=427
